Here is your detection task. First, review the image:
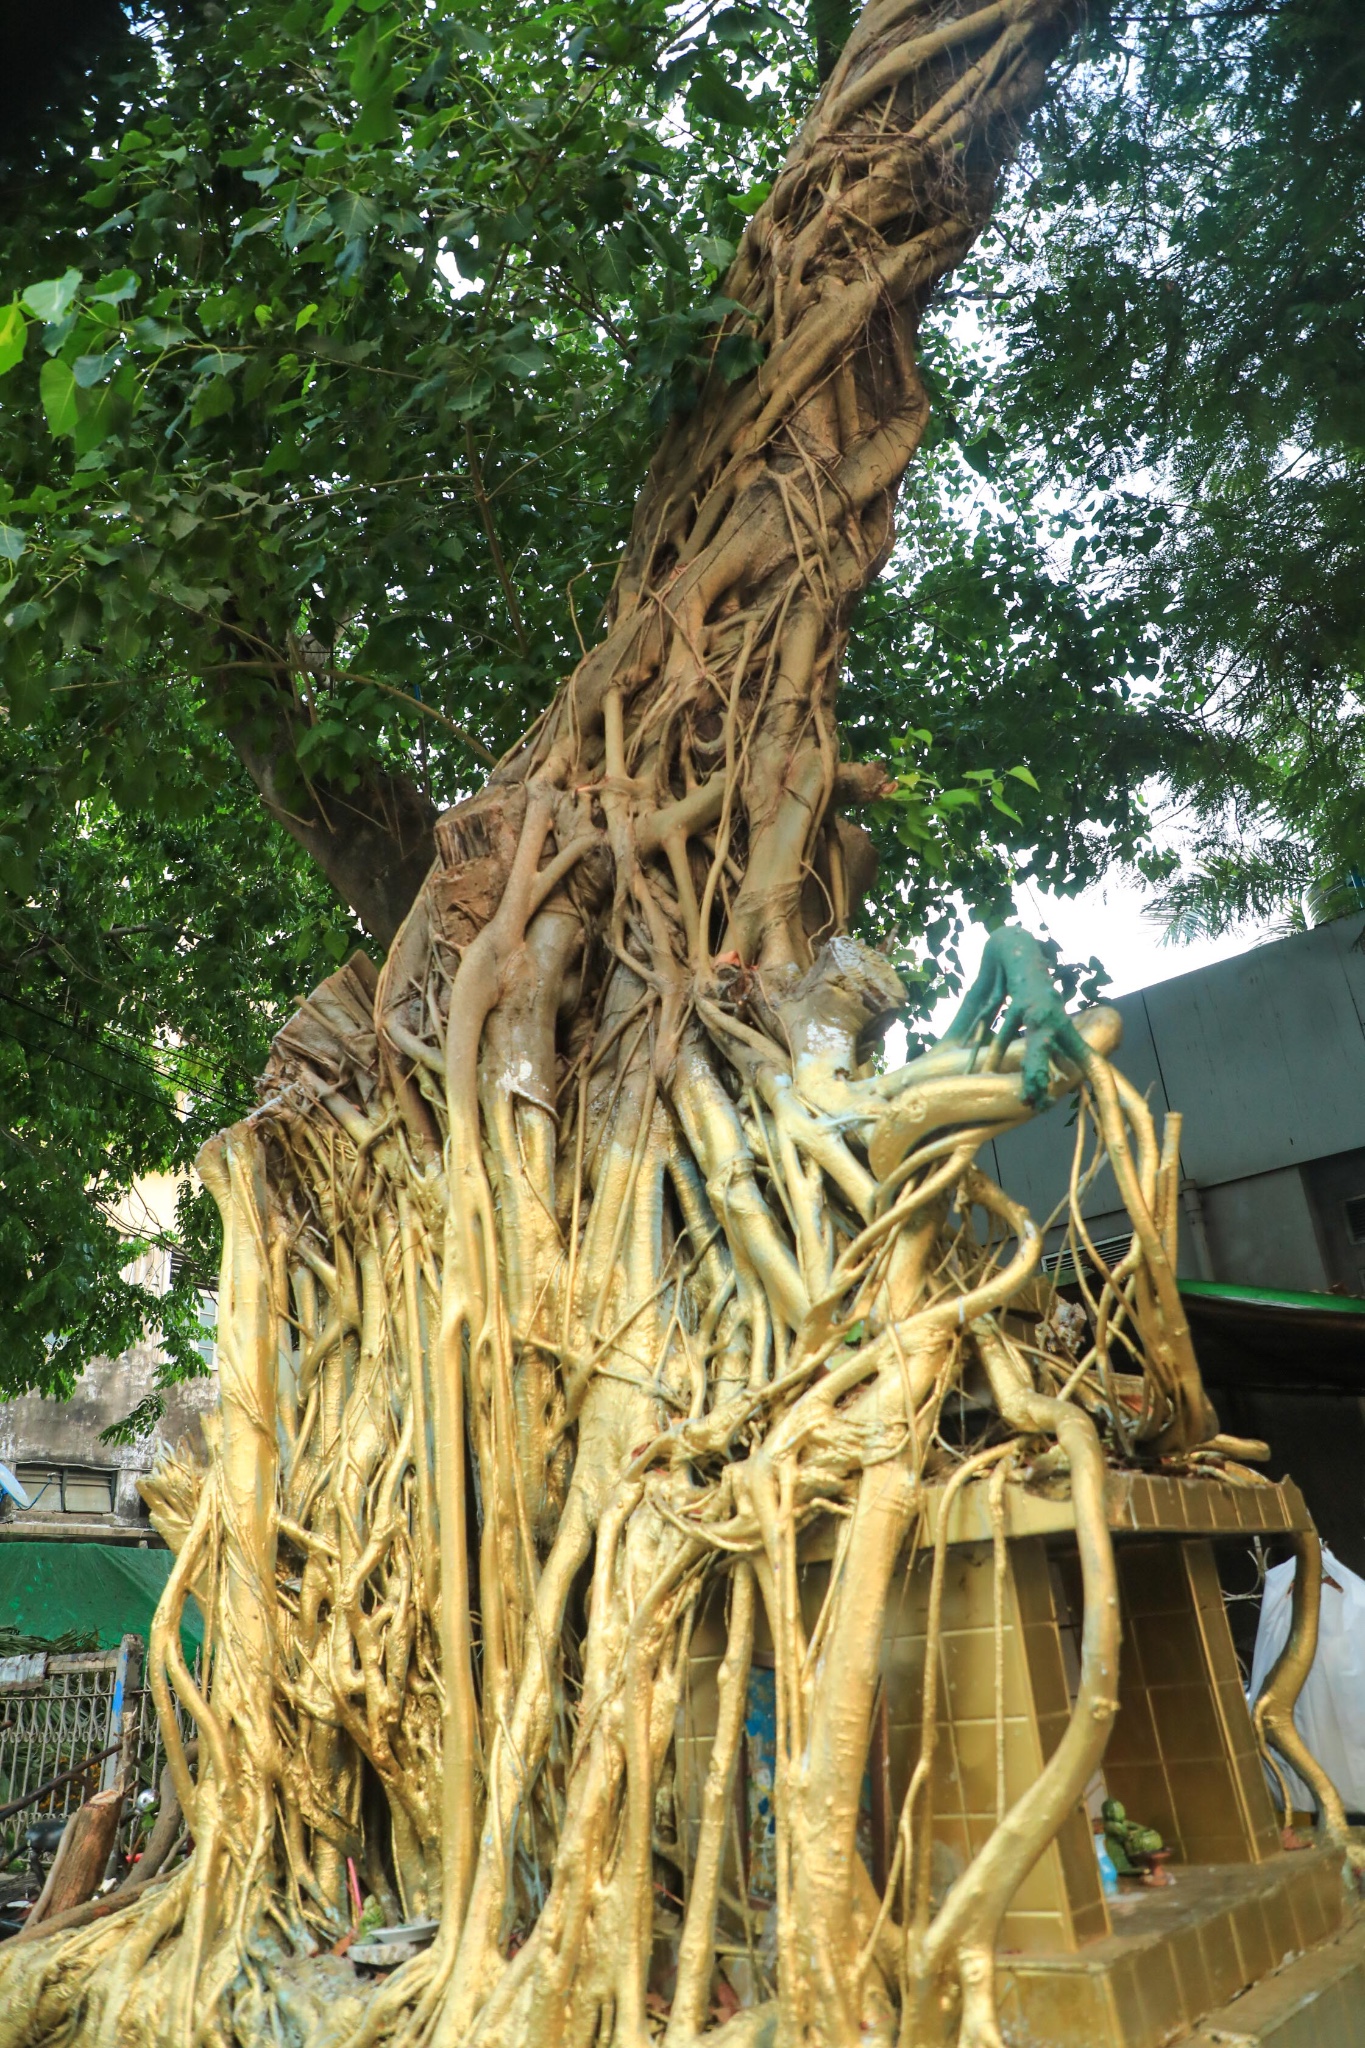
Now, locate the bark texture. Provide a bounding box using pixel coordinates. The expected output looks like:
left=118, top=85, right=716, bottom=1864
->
left=215, top=637, right=439, bottom=951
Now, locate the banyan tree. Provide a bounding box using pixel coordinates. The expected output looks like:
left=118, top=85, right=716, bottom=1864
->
left=1, top=2, right=1355, bottom=2045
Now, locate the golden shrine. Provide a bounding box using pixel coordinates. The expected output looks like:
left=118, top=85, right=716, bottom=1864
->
left=680, top=1471, right=1365, bottom=2047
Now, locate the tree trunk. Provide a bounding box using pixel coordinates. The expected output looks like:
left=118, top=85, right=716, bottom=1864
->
left=0, top=7, right=1249, bottom=2047
left=213, top=635, right=439, bottom=949
left=28, top=1789, right=123, bottom=1925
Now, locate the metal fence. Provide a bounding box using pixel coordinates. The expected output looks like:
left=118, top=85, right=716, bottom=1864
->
left=0, top=1639, right=194, bottom=1866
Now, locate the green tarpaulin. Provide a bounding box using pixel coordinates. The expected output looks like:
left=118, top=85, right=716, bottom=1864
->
left=0, top=1542, right=203, bottom=1654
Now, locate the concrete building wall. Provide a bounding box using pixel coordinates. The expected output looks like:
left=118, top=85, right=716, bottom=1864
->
left=1302, top=1146, right=1365, bottom=1297
left=990, top=913, right=1365, bottom=1296
left=0, top=1340, right=218, bottom=1527
left=1200, top=1168, right=1332, bottom=1295
left=0, top=1176, right=219, bottom=1540
left=1139, top=917, right=1365, bottom=1186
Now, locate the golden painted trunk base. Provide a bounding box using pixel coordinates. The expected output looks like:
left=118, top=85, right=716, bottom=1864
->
left=2, top=7, right=1354, bottom=2041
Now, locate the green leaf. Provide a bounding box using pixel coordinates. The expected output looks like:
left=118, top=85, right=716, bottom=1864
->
left=72, top=380, right=123, bottom=455
left=87, top=269, right=140, bottom=306
left=22, top=270, right=83, bottom=324
left=1007, top=764, right=1039, bottom=790
left=294, top=302, right=320, bottom=332
left=691, top=234, right=736, bottom=274
left=73, top=348, right=123, bottom=388
left=39, top=358, right=80, bottom=437
left=352, top=91, right=398, bottom=148
left=190, top=375, right=236, bottom=425
left=327, top=192, right=380, bottom=241
left=0, top=524, right=26, bottom=562
left=688, top=63, right=763, bottom=129
left=0, top=301, right=27, bottom=378
left=131, top=316, right=191, bottom=348
left=728, top=180, right=770, bottom=215
left=714, top=332, right=763, bottom=382
left=22, top=272, right=83, bottom=323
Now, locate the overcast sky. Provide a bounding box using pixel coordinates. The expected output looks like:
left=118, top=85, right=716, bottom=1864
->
left=890, top=869, right=1275, bottom=1058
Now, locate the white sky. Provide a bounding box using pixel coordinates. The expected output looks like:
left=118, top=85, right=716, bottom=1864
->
left=891, top=871, right=1276, bottom=1061
left=1012, top=871, right=1270, bottom=1001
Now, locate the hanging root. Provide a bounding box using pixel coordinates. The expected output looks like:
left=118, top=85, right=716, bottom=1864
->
left=0, top=1, right=1350, bottom=2044
left=1252, top=1529, right=1363, bottom=1870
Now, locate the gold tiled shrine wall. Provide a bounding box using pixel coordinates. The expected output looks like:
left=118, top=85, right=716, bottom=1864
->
left=677, top=1523, right=1281, bottom=1959
left=676, top=1539, right=1107, bottom=1955
left=1055, top=1541, right=1280, bottom=1868
left=876, top=1536, right=1108, bottom=1954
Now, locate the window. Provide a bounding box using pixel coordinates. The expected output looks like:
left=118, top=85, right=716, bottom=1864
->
left=195, top=1292, right=218, bottom=1369
left=62, top=1472, right=116, bottom=1514
left=13, top=1466, right=115, bottom=1515
left=1345, top=1194, right=1365, bottom=1244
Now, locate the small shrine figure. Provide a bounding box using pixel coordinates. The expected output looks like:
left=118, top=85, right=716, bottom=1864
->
left=1101, top=1798, right=1174, bottom=1886
left=1035, top=1297, right=1088, bottom=1360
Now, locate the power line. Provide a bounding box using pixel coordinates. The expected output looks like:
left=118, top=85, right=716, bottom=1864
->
left=0, top=986, right=242, bottom=1100
left=0, top=987, right=254, bottom=1117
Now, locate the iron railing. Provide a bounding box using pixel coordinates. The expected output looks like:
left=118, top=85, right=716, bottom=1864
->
left=0, top=1642, right=196, bottom=1867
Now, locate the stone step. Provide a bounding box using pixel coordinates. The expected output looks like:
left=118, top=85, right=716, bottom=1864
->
left=998, top=1847, right=1352, bottom=2048
left=1186, top=1917, right=1365, bottom=2048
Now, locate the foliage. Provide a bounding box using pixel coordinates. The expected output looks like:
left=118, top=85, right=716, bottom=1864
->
left=0, top=13, right=1232, bottom=2041
left=0, top=688, right=357, bottom=1399
left=986, top=0, right=1365, bottom=934
left=845, top=423, right=1172, bottom=1000
left=0, top=0, right=812, bottom=803
left=0, top=0, right=810, bottom=1392
left=18, top=0, right=1365, bottom=1390
left=0, top=0, right=1173, bottom=1392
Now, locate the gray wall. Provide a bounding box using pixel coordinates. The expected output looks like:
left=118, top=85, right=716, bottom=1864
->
left=0, top=1339, right=217, bottom=1529
left=989, top=913, right=1365, bottom=1295
left=1302, top=1147, right=1365, bottom=1298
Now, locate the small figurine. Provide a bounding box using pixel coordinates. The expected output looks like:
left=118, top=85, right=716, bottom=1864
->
left=1101, top=1798, right=1174, bottom=1886
left=1036, top=1297, right=1088, bottom=1360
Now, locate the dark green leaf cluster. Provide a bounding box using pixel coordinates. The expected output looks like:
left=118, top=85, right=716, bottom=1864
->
left=0, top=0, right=1223, bottom=1392
left=0, top=0, right=821, bottom=1391
left=982, top=0, right=1365, bottom=936
left=0, top=689, right=356, bottom=1401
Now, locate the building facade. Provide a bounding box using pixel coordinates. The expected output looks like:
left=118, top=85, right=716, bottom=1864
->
left=0, top=1218, right=218, bottom=1548
left=990, top=911, right=1365, bottom=1297
left=990, top=910, right=1365, bottom=1574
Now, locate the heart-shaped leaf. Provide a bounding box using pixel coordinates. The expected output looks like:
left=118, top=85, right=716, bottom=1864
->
left=39, top=357, right=80, bottom=437
left=21, top=270, right=83, bottom=325
left=0, top=301, right=27, bottom=378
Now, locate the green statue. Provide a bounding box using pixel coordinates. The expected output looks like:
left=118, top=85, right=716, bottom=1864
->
left=1101, top=1798, right=1166, bottom=1877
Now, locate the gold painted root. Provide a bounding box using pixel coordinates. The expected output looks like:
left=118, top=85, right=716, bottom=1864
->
left=0, top=1001, right=1217, bottom=2048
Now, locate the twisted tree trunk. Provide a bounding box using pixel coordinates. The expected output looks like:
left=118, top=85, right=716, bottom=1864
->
left=0, top=7, right=1262, bottom=2047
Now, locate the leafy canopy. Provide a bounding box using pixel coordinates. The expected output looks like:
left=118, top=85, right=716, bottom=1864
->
left=985, top=0, right=1365, bottom=935
left=9, top=0, right=1343, bottom=1394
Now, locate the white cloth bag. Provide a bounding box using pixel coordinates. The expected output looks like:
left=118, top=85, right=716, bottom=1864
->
left=1248, top=1544, right=1365, bottom=1814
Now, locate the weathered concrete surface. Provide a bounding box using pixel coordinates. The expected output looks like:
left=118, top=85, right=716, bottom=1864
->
left=0, top=1176, right=218, bottom=1541
left=0, top=1335, right=218, bottom=1532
